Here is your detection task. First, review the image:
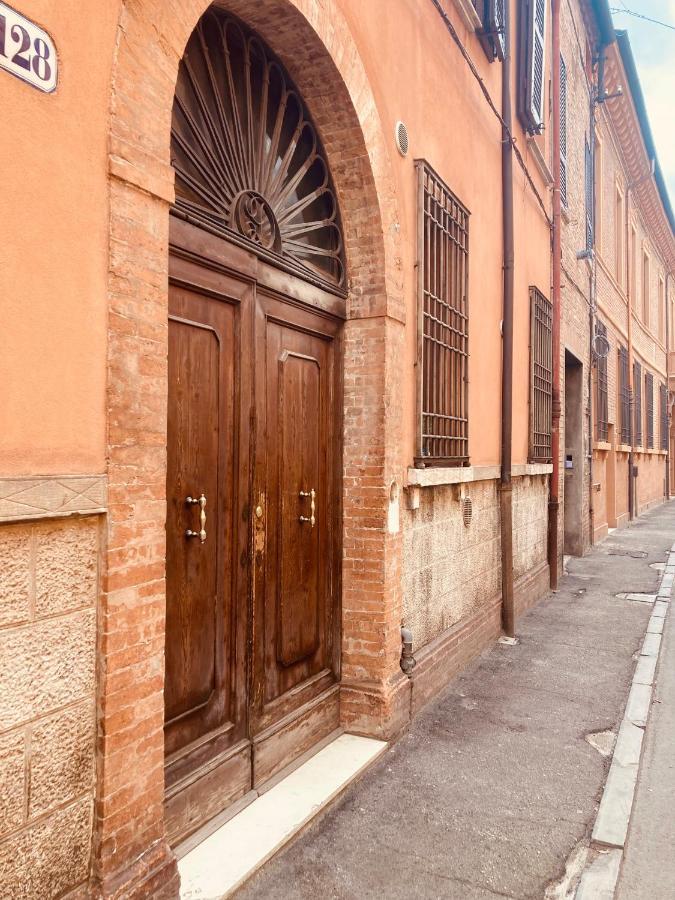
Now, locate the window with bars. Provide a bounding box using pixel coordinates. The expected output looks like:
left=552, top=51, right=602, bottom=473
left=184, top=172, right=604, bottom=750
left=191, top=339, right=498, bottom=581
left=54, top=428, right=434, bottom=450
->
left=660, top=383, right=668, bottom=451
left=595, top=321, right=608, bottom=442
left=646, top=371, right=654, bottom=449
left=415, top=160, right=470, bottom=466
left=529, top=287, right=553, bottom=462
left=560, top=55, right=568, bottom=208
left=619, top=345, right=630, bottom=444
left=634, top=360, right=642, bottom=447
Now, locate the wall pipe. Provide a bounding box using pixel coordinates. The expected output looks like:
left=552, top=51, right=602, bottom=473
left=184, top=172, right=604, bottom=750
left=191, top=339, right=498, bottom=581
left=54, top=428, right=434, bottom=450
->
left=667, top=272, right=672, bottom=500
left=548, top=0, right=562, bottom=590
left=500, top=3, right=515, bottom=638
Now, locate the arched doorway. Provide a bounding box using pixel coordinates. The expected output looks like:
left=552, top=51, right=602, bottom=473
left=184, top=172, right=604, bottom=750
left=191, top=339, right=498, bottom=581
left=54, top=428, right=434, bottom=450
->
left=99, top=0, right=405, bottom=891
left=164, top=8, right=345, bottom=845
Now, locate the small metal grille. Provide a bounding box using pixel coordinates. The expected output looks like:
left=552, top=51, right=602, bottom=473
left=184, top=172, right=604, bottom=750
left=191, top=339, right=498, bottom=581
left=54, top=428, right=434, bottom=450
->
left=461, top=496, right=473, bottom=527
left=646, top=371, right=654, bottom=449
left=395, top=121, right=409, bottom=157
left=660, top=383, right=668, bottom=451
left=634, top=360, right=642, bottom=446
left=619, top=345, right=630, bottom=445
left=529, top=286, right=553, bottom=462
left=595, top=321, right=609, bottom=442
left=415, top=160, right=469, bottom=466
left=560, top=55, right=568, bottom=208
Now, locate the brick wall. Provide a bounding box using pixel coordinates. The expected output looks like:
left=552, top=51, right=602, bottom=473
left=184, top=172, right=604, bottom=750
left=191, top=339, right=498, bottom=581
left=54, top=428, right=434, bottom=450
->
left=0, top=516, right=98, bottom=897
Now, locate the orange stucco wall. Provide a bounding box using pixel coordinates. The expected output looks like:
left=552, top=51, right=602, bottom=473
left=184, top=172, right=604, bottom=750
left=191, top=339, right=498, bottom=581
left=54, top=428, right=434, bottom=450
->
left=0, top=2, right=119, bottom=476
left=0, top=0, right=551, bottom=478
left=340, top=0, right=551, bottom=468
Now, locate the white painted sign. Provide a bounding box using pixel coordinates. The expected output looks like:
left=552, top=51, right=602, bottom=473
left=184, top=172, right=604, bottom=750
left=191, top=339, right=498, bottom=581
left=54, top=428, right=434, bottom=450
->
left=0, top=2, right=57, bottom=93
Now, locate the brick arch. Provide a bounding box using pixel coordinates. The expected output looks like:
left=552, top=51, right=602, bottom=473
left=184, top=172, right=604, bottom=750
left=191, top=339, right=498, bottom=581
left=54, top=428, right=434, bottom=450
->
left=99, top=1, right=406, bottom=896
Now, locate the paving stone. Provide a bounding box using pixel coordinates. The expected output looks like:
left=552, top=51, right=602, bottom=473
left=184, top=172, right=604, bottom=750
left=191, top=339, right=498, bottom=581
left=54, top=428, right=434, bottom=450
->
left=633, top=654, right=658, bottom=686
left=640, top=632, right=661, bottom=657
left=624, top=682, right=652, bottom=728
left=647, top=616, right=664, bottom=635
left=652, top=601, right=668, bottom=618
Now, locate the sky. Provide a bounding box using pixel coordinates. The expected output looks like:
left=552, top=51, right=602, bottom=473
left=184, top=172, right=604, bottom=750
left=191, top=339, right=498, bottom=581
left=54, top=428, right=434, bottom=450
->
left=608, top=1, right=675, bottom=213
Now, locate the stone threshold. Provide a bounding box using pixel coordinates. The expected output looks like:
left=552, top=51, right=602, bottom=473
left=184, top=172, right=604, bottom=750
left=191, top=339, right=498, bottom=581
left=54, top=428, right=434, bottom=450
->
left=177, top=733, right=387, bottom=898
left=575, top=543, right=674, bottom=898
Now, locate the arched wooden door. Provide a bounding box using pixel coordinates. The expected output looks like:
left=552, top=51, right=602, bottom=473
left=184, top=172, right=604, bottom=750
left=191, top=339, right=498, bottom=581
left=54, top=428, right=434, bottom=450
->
left=163, top=9, right=344, bottom=846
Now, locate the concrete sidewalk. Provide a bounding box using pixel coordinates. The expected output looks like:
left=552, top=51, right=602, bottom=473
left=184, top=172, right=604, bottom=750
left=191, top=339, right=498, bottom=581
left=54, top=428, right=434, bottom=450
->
left=616, top=523, right=675, bottom=900
left=235, top=503, right=675, bottom=900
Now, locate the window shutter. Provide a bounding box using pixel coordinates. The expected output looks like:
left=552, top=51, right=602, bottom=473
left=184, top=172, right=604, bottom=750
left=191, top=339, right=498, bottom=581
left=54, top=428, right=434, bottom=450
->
left=560, top=55, right=568, bottom=207
left=479, top=0, right=506, bottom=62
left=519, top=0, right=547, bottom=133
left=585, top=138, right=593, bottom=250
left=634, top=361, right=642, bottom=446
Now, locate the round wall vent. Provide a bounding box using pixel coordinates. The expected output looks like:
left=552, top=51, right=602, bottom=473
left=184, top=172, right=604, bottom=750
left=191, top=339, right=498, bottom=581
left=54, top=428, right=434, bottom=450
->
left=461, top=497, right=473, bottom=527
left=395, top=120, right=409, bottom=157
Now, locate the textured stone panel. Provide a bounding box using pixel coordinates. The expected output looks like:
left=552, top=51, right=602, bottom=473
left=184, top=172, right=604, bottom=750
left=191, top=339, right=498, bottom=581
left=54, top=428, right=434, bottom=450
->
left=34, top=518, right=98, bottom=618
left=0, top=730, right=25, bottom=835
left=0, top=797, right=92, bottom=899
left=0, top=610, right=96, bottom=731
left=0, top=525, right=32, bottom=628
left=0, top=475, right=106, bottom=523
left=29, top=702, right=95, bottom=819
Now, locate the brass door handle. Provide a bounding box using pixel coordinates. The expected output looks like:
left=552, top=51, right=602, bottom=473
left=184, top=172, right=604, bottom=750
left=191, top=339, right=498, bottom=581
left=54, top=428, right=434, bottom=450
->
left=186, top=494, right=207, bottom=543
left=299, top=489, right=316, bottom=527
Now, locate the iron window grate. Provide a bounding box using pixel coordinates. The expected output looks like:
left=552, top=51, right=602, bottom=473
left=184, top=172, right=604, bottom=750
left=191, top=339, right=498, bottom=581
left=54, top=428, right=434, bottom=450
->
left=595, top=321, right=608, bottom=442
left=634, top=360, right=642, bottom=446
left=529, top=286, right=553, bottom=462
left=660, top=383, right=668, bottom=451
left=619, top=345, right=630, bottom=445
left=646, top=371, right=654, bottom=449
left=415, top=160, right=470, bottom=466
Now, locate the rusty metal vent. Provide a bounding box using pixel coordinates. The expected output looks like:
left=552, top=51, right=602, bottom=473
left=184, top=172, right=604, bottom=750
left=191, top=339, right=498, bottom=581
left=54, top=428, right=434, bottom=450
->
left=461, top=497, right=473, bottom=527
left=395, top=121, right=409, bottom=156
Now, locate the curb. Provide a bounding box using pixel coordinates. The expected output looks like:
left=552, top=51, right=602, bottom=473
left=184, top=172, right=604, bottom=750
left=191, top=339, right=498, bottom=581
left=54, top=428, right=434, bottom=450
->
left=575, top=545, right=674, bottom=899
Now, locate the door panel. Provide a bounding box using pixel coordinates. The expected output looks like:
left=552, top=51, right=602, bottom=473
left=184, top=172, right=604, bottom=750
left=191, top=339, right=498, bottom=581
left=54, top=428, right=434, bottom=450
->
left=164, top=268, right=252, bottom=845
left=278, top=349, right=321, bottom=666
left=252, top=293, right=342, bottom=782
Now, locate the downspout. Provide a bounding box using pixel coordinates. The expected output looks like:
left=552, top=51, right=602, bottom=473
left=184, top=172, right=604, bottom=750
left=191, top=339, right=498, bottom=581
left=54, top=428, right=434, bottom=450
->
left=548, top=0, right=562, bottom=589
left=667, top=272, right=672, bottom=499
left=626, top=186, right=635, bottom=519
left=500, top=3, right=515, bottom=637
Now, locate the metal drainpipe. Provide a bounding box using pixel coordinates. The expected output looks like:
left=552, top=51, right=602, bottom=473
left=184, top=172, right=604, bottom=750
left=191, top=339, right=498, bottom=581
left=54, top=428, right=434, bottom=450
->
left=667, top=272, right=672, bottom=499
left=500, top=4, right=515, bottom=638
left=626, top=186, right=635, bottom=519
left=588, top=264, right=596, bottom=545
left=548, top=0, right=562, bottom=589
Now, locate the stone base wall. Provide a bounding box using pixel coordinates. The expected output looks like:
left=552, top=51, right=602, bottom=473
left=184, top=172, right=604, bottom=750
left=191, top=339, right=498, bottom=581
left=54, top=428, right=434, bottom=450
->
left=0, top=515, right=99, bottom=898
left=402, top=474, right=549, bottom=652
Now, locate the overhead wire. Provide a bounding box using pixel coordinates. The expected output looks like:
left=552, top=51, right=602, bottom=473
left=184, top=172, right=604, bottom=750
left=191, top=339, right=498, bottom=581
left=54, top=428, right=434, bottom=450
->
left=429, top=0, right=553, bottom=228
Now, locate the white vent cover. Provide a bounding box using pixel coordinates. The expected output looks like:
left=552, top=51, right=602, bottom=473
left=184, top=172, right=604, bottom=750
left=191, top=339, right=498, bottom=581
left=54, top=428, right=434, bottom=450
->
left=395, top=121, right=409, bottom=157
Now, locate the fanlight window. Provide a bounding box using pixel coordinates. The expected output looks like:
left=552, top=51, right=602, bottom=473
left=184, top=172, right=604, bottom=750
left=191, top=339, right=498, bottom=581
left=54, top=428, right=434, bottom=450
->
left=171, top=10, right=344, bottom=288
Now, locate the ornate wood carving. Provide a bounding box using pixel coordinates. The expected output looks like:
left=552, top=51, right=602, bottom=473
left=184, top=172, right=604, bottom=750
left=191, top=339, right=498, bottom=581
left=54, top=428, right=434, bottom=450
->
left=171, top=10, right=345, bottom=288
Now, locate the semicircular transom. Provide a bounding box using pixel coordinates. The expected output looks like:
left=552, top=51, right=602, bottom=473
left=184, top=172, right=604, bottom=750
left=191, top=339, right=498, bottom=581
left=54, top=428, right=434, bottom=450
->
left=171, top=8, right=345, bottom=288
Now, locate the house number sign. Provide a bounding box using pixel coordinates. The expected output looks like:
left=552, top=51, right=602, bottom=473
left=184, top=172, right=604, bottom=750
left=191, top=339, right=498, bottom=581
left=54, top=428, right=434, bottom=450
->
left=0, top=2, right=57, bottom=93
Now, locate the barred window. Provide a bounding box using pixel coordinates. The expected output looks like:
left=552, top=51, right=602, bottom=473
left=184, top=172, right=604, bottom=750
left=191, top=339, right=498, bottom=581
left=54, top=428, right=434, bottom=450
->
left=595, top=321, right=608, bottom=442
left=560, top=55, right=568, bottom=208
left=529, top=287, right=552, bottom=462
left=476, top=0, right=507, bottom=62
left=619, top=345, right=630, bottom=444
left=415, top=160, right=469, bottom=466
left=634, top=360, right=642, bottom=447
left=660, top=383, right=668, bottom=451
left=646, top=371, right=654, bottom=449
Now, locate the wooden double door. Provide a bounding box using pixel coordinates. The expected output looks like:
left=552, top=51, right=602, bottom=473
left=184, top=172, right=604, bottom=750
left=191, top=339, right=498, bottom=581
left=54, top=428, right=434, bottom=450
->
left=164, top=232, right=342, bottom=845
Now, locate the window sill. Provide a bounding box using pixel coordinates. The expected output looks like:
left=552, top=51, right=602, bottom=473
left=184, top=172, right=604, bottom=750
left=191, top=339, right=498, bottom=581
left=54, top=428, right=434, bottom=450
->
left=449, top=0, right=482, bottom=30
left=407, top=462, right=552, bottom=487
left=593, top=441, right=611, bottom=452
left=617, top=443, right=632, bottom=453
left=526, top=137, right=553, bottom=187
